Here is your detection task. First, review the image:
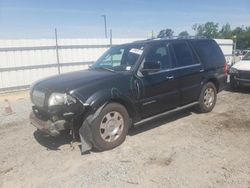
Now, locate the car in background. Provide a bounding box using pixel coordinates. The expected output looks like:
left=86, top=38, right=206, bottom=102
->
left=235, top=49, right=242, bottom=56
left=242, top=49, right=250, bottom=56
left=230, top=51, right=250, bottom=89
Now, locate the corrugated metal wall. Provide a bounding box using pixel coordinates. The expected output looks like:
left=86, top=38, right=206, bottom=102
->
left=0, top=38, right=142, bottom=91
left=0, top=38, right=233, bottom=92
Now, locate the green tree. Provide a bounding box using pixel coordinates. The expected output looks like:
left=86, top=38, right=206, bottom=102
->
left=232, top=26, right=250, bottom=49
left=219, top=23, right=232, bottom=39
left=192, top=22, right=219, bottom=38
left=157, top=29, right=174, bottom=38
left=245, top=27, right=250, bottom=49
left=178, top=31, right=189, bottom=37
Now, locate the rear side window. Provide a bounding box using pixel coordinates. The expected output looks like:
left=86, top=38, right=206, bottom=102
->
left=190, top=40, right=225, bottom=65
left=172, top=42, right=196, bottom=67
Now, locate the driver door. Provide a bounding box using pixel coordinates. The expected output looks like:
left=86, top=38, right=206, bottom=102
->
left=138, top=43, right=180, bottom=118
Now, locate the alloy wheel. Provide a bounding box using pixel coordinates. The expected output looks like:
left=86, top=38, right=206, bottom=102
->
left=99, top=111, right=124, bottom=142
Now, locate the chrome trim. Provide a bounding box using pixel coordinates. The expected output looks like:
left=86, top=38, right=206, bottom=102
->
left=136, top=81, right=140, bottom=99
left=144, top=64, right=202, bottom=76
left=142, top=100, right=157, bottom=106
left=169, top=64, right=201, bottom=71
left=134, top=101, right=199, bottom=126
left=166, top=75, right=174, bottom=80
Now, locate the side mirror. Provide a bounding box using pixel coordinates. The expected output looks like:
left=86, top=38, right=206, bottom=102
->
left=141, top=61, right=160, bottom=75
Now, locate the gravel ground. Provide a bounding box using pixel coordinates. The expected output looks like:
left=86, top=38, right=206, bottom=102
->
left=0, top=89, right=249, bottom=188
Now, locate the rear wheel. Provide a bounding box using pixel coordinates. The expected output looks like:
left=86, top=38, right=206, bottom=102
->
left=90, top=103, right=129, bottom=151
left=197, top=82, right=217, bottom=113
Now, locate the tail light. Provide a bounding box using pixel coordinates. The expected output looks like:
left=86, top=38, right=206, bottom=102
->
left=223, top=63, right=228, bottom=75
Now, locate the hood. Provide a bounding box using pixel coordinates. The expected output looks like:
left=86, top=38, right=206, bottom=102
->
left=33, top=69, right=118, bottom=93
left=233, top=60, right=250, bottom=71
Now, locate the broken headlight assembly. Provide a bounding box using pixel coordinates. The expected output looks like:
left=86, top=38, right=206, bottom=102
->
left=48, top=93, right=77, bottom=107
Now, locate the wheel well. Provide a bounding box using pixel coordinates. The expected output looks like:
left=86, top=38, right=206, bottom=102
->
left=206, top=78, right=219, bottom=92
left=109, top=98, right=136, bottom=120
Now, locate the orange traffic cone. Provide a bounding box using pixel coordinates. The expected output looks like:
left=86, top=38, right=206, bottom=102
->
left=3, top=99, right=14, bottom=116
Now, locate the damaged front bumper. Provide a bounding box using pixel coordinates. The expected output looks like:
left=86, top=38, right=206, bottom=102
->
left=29, top=98, right=106, bottom=154
left=30, top=109, right=94, bottom=154
left=30, top=111, right=69, bottom=136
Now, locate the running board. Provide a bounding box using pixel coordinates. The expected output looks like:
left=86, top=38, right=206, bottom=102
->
left=134, top=102, right=199, bottom=126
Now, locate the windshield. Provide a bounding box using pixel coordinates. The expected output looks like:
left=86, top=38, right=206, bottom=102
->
left=91, top=44, right=144, bottom=71
left=242, top=52, right=250, bottom=61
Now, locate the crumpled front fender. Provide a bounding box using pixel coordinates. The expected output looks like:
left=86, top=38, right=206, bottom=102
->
left=79, top=103, right=106, bottom=154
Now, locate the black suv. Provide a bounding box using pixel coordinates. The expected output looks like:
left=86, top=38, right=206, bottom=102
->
left=30, top=39, right=227, bottom=152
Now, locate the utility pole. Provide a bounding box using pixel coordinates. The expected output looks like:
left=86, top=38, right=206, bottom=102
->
left=101, top=15, right=107, bottom=38
left=233, top=35, right=237, bottom=65
left=55, top=28, right=61, bottom=74
left=109, top=29, right=113, bottom=46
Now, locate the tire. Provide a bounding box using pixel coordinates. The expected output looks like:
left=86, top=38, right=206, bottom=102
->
left=90, top=103, right=129, bottom=151
left=197, top=82, right=217, bottom=113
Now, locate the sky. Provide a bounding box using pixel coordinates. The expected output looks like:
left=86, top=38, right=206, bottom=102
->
left=0, top=0, right=249, bottom=39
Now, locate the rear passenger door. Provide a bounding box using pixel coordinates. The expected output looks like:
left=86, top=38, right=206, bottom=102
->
left=171, top=41, right=204, bottom=105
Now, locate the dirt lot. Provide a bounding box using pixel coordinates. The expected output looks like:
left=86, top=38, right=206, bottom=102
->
left=0, top=89, right=249, bottom=188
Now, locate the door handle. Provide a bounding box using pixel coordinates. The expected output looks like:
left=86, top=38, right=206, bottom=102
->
left=199, top=69, right=205, bottom=72
left=166, top=76, right=174, bottom=80
left=135, top=81, right=140, bottom=99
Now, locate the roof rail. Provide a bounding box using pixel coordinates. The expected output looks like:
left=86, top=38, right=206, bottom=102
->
left=132, top=39, right=153, bottom=43
left=133, top=35, right=208, bottom=43
left=156, top=35, right=207, bottom=40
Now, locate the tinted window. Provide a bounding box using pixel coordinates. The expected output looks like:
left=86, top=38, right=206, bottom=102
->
left=191, top=40, right=225, bottom=65
left=172, top=42, right=195, bottom=67
left=144, top=44, right=172, bottom=70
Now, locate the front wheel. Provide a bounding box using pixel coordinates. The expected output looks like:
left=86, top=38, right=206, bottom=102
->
left=197, top=82, right=217, bottom=113
left=90, top=103, right=129, bottom=151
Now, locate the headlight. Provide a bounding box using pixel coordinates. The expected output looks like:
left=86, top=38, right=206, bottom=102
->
left=229, top=67, right=238, bottom=74
left=48, top=93, right=66, bottom=106
left=48, top=93, right=76, bottom=106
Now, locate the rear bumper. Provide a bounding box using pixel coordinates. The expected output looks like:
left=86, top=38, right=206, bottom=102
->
left=30, top=112, right=68, bottom=136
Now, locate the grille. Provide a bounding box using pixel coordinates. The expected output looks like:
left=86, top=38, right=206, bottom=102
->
left=32, top=90, right=46, bottom=107
left=239, top=71, right=250, bottom=80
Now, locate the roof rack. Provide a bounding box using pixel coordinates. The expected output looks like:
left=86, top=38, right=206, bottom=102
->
left=156, top=35, right=207, bottom=40
left=132, top=36, right=208, bottom=44
left=132, top=38, right=153, bottom=43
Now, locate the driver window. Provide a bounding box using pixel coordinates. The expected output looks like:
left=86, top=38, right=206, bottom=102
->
left=145, top=44, right=171, bottom=70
